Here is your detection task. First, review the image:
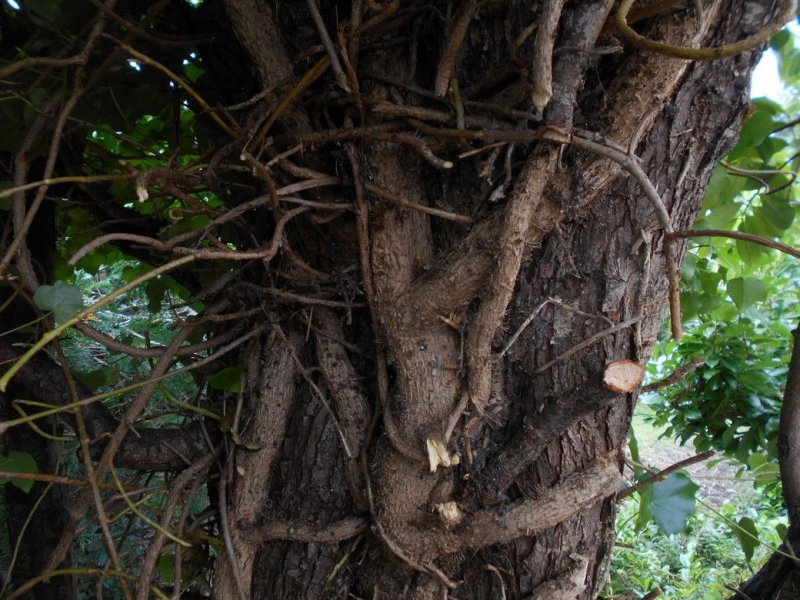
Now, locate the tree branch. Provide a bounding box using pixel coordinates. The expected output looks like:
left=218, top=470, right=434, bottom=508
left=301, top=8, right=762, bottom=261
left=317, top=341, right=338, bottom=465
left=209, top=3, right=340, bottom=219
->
left=436, top=456, right=621, bottom=554
left=619, top=450, right=714, bottom=500
left=641, top=356, right=705, bottom=392
left=668, top=229, right=800, bottom=261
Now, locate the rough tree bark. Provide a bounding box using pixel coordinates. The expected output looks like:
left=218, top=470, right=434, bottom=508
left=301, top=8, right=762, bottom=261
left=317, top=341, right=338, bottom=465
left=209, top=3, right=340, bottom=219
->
left=0, top=0, right=793, bottom=598
left=209, top=1, right=786, bottom=598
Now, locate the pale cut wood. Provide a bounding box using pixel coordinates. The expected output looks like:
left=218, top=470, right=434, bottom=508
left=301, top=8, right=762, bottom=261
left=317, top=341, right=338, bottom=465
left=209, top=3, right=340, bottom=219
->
left=603, top=359, right=645, bottom=393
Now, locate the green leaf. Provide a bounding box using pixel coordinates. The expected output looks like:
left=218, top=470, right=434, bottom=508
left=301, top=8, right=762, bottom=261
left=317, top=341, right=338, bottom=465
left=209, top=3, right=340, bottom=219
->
left=74, top=366, right=120, bottom=391
left=771, top=29, right=792, bottom=52
left=0, top=451, right=39, bottom=493
left=158, top=553, right=175, bottom=581
left=748, top=453, right=781, bottom=485
left=698, top=202, right=741, bottom=230
left=702, top=166, right=745, bottom=210
left=741, top=209, right=782, bottom=238
left=779, top=49, right=800, bottom=85
left=727, top=111, right=775, bottom=161
left=33, top=280, right=84, bottom=323
left=146, top=278, right=169, bottom=312
left=184, top=62, right=205, bottom=83
left=732, top=517, right=759, bottom=563
left=726, top=277, right=768, bottom=311
left=27, top=0, right=62, bottom=22
left=628, top=426, right=640, bottom=463
left=680, top=291, right=722, bottom=320
left=697, top=270, right=723, bottom=296
left=634, top=486, right=653, bottom=534
left=750, top=97, right=784, bottom=117
left=207, top=367, right=242, bottom=392
left=760, top=196, right=795, bottom=232
left=650, top=472, right=699, bottom=534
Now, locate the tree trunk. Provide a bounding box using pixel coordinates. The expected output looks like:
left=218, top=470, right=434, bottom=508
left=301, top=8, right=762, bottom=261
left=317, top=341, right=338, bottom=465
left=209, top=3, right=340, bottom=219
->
left=209, top=1, right=778, bottom=598
left=0, top=0, right=785, bottom=597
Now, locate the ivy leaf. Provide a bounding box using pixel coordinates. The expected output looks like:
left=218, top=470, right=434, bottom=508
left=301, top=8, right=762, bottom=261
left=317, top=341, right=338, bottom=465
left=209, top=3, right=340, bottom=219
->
left=727, top=277, right=769, bottom=311
left=184, top=62, right=205, bottom=83
left=0, top=451, right=39, bottom=493
left=732, top=517, right=759, bottom=563
left=650, top=472, right=699, bottom=534
left=74, top=366, right=120, bottom=391
left=207, top=367, right=242, bottom=392
left=33, top=280, right=84, bottom=323
left=158, top=553, right=175, bottom=581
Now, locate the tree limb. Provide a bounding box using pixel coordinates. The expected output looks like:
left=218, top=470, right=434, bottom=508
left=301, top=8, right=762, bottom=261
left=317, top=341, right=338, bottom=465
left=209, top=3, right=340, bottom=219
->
left=435, top=456, right=621, bottom=554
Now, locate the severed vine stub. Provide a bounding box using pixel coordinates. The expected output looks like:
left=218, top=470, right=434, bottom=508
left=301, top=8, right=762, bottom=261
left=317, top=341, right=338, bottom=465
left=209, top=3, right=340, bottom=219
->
left=603, top=359, right=645, bottom=393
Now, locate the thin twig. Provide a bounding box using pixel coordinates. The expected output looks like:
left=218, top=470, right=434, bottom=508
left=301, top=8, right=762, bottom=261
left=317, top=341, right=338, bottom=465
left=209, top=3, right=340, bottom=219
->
left=499, top=300, right=549, bottom=357
left=721, top=160, right=798, bottom=194
left=306, top=0, right=349, bottom=90
left=68, top=353, right=132, bottom=600
left=619, top=450, right=714, bottom=499
left=0, top=470, right=135, bottom=490
left=274, top=325, right=354, bottom=458
left=365, top=183, right=475, bottom=224
left=6, top=75, right=91, bottom=286
left=3, top=568, right=168, bottom=600
left=0, top=324, right=266, bottom=435
left=485, top=565, right=507, bottom=600
left=570, top=132, right=683, bottom=339
left=641, top=356, right=705, bottom=392
left=137, top=452, right=217, bottom=600
left=530, top=0, right=566, bottom=116
left=668, top=229, right=800, bottom=261
left=114, top=38, right=238, bottom=138
left=69, top=204, right=307, bottom=266
left=74, top=320, right=241, bottom=359
left=372, top=519, right=459, bottom=589
left=240, top=284, right=365, bottom=309
left=219, top=458, right=248, bottom=600
left=535, top=317, right=641, bottom=374
left=0, top=173, right=133, bottom=202
left=372, top=132, right=454, bottom=169
left=0, top=482, right=53, bottom=599
left=503, top=293, right=621, bottom=359
left=434, top=0, right=479, bottom=97
left=245, top=56, right=331, bottom=153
